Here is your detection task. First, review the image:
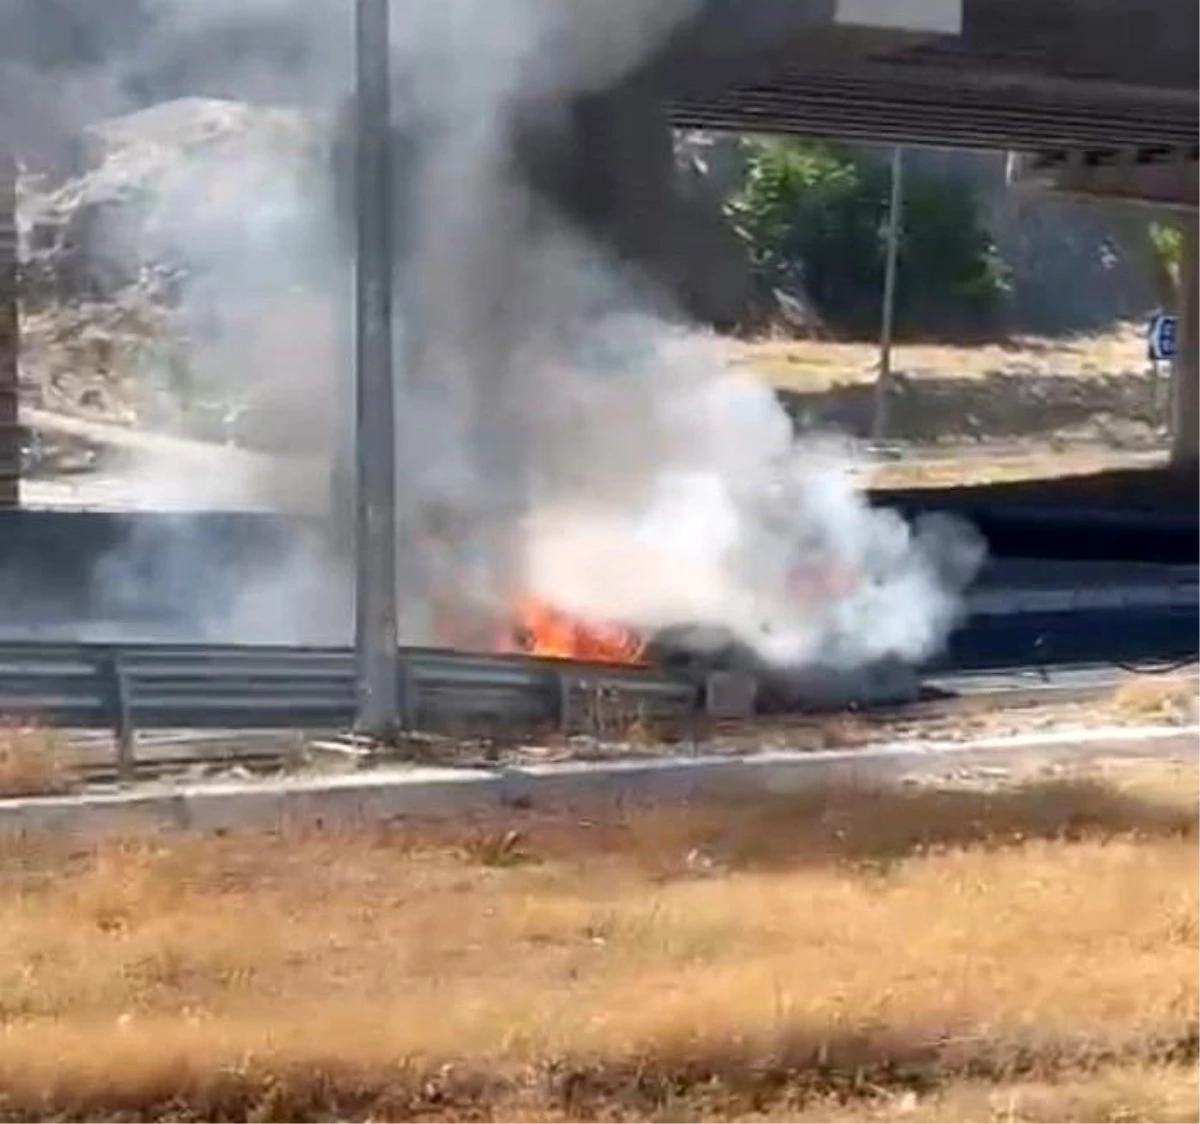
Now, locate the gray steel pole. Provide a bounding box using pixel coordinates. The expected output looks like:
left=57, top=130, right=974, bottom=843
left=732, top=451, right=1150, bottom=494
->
left=872, top=145, right=904, bottom=444
left=0, top=149, right=18, bottom=509
left=353, top=0, right=399, bottom=737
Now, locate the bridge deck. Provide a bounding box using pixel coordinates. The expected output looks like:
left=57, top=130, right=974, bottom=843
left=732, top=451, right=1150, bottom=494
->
left=660, top=0, right=1197, bottom=152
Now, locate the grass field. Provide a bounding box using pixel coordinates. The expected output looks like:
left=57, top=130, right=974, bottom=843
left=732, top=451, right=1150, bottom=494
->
left=0, top=756, right=1195, bottom=1122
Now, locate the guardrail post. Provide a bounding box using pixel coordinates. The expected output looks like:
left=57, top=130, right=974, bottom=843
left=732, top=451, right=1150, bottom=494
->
left=703, top=671, right=758, bottom=720
left=100, top=650, right=135, bottom=785
left=397, top=656, right=416, bottom=732
left=554, top=671, right=572, bottom=732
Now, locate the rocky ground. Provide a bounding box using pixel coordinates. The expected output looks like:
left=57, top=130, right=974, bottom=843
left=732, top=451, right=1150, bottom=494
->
left=17, top=98, right=326, bottom=460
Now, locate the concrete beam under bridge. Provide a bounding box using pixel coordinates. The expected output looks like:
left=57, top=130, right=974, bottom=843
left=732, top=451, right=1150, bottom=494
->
left=835, top=0, right=960, bottom=34
left=1008, top=148, right=1199, bottom=212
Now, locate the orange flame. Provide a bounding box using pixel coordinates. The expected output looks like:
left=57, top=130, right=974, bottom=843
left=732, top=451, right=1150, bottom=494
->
left=511, top=595, right=647, bottom=665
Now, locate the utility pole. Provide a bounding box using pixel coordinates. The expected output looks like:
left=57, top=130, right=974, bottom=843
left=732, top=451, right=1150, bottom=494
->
left=872, top=146, right=904, bottom=445
left=353, top=0, right=399, bottom=737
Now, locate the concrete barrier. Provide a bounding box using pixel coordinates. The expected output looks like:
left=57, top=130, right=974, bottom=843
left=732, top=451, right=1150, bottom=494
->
left=0, top=509, right=313, bottom=629
left=1, top=723, right=1192, bottom=842
left=1, top=500, right=1194, bottom=636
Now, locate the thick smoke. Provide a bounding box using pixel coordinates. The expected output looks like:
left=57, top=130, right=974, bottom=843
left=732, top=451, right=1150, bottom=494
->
left=370, top=0, right=984, bottom=667
left=13, top=89, right=349, bottom=642
left=405, top=218, right=984, bottom=668
left=6, top=0, right=985, bottom=666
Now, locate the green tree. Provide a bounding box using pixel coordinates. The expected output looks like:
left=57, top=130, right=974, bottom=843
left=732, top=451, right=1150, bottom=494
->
left=1149, top=220, right=1183, bottom=301
left=725, top=138, right=1006, bottom=339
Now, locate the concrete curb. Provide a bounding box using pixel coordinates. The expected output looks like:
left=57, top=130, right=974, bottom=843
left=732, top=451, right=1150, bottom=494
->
left=2, top=724, right=1194, bottom=841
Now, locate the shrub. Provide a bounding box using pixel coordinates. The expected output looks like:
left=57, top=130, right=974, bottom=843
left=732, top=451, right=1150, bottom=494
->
left=725, top=137, right=1007, bottom=339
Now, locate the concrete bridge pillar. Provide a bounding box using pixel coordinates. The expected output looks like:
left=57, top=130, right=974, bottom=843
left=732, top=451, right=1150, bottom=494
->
left=558, top=80, right=753, bottom=328
left=0, top=150, right=18, bottom=509
left=1170, top=217, right=1199, bottom=466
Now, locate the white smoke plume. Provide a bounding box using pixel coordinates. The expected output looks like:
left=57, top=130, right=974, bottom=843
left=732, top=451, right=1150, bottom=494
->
left=370, top=0, right=985, bottom=666
left=5, top=0, right=985, bottom=665
left=404, top=210, right=984, bottom=668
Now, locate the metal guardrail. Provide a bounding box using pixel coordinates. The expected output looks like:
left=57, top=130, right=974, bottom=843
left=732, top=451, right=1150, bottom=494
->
left=0, top=641, right=707, bottom=781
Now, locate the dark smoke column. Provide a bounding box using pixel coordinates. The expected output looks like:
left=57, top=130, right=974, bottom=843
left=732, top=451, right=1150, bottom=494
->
left=353, top=0, right=400, bottom=736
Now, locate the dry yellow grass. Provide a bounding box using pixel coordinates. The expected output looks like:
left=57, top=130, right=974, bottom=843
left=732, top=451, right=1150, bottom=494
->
left=731, top=323, right=1170, bottom=494
left=775, top=1066, right=1200, bottom=1122
left=0, top=723, right=78, bottom=798
left=1111, top=677, right=1200, bottom=725
left=861, top=449, right=1162, bottom=491
left=737, top=325, right=1146, bottom=393
left=484, top=1070, right=1200, bottom=1122
left=0, top=762, right=1195, bottom=1122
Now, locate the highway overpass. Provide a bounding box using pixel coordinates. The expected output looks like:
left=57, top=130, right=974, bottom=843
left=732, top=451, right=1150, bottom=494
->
left=663, top=0, right=1194, bottom=151
left=0, top=0, right=1196, bottom=506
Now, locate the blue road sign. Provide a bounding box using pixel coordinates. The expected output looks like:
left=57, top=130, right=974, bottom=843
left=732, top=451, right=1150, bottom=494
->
left=1147, top=313, right=1179, bottom=362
